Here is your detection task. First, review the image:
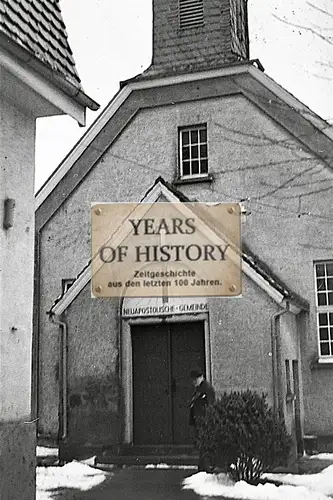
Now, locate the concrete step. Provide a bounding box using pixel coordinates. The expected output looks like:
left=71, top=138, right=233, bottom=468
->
left=37, top=456, right=60, bottom=467
left=114, top=445, right=196, bottom=456
left=96, top=454, right=199, bottom=467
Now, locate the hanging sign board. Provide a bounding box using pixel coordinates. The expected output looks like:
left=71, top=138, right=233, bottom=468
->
left=91, top=201, right=241, bottom=298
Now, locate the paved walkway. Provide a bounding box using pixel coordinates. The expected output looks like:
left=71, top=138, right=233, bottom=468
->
left=42, top=456, right=333, bottom=500
left=52, top=468, right=204, bottom=500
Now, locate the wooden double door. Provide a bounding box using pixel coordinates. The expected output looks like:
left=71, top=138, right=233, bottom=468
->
left=132, top=321, right=205, bottom=445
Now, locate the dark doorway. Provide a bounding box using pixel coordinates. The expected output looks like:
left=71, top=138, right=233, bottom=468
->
left=131, top=321, right=205, bottom=445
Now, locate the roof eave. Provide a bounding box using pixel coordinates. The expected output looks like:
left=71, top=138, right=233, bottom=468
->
left=35, top=63, right=254, bottom=207
left=35, top=60, right=333, bottom=210
left=247, top=65, right=333, bottom=143
left=0, top=33, right=99, bottom=125
left=119, top=58, right=265, bottom=88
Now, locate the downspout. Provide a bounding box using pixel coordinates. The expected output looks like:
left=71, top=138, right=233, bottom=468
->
left=271, top=300, right=290, bottom=417
left=50, top=314, right=68, bottom=441
left=118, top=295, right=125, bottom=444
left=32, top=229, right=41, bottom=424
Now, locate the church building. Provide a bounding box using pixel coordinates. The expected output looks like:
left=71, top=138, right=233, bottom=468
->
left=34, top=0, right=333, bottom=462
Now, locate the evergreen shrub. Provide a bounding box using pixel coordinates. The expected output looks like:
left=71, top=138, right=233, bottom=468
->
left=196, top=390, right=292, bottom=484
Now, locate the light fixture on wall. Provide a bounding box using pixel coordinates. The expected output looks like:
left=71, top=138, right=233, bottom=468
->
left=3, top=198, right=16, bottom=229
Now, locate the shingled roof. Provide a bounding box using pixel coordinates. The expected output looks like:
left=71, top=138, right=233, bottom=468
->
left=0, top=0, right=81, bottom=88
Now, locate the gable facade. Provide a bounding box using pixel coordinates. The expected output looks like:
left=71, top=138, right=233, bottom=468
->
left=34, top=65, right=333, bottom=458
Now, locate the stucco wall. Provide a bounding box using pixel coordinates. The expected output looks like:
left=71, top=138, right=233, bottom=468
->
left=37, top=93, right=333, bottom=438
left=65, top=285, right=120, bottom=446
left=305, top=368, right=333, bottom=437
left=0, top=92, right=35, bottom=420
left=209, top=275, right=276, bottom=401
left=0, top=71, right=39, bottom=499
left=0, top=423, right=36, bottom=500
left=56, top=267, right=283, bottom=448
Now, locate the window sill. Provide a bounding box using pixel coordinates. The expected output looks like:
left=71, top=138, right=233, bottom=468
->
left=311, top=357, right=333, bottom=369
left=173, top=174, right=214, bottom=186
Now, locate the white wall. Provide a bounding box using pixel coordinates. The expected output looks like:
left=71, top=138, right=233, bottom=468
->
left=0, top=80, right=36, bottom=420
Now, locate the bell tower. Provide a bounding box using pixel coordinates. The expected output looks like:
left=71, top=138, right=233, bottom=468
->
left=150, top=0, right=249, bottom=76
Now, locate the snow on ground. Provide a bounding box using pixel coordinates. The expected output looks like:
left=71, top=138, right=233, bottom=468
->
left=37, top=461, right=108, bottom=500
left=310, top=453, right=333, bottom=461
left=263, top=464, right=333, bottom=496
left=183, top=467, right=333, bottom=500
left=79, top=456, right=97, bottom=466
left=37, top=446, right=58, bottom=457
left=145, top=463, right=196, bottom=470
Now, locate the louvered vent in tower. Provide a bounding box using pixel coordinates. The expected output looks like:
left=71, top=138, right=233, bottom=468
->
left=179, top=0, right=204, bottom=29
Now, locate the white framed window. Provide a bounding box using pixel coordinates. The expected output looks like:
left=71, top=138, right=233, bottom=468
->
left=179, top=124, right=208, bottom=178
left=179, top=0, right=204, bottom=29
left=315, top=261, right=333, bottom=358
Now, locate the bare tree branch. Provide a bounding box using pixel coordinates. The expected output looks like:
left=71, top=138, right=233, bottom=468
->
left=316, top=60, right=333, bottom=69
left=249, top=165, right=319, bottom=200
left=307, top=2, right=333, bottom=19
left=273, top=13, right=333, bottom=46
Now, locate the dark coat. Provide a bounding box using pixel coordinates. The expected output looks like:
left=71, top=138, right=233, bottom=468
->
left=189, top=379, right=215, bottom=426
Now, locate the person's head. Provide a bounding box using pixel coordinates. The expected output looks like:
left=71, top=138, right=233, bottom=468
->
left=190, top=369, right=204, bottom=387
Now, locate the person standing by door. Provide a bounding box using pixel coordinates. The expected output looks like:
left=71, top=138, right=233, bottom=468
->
left=189, top=368, right=216, bottom=472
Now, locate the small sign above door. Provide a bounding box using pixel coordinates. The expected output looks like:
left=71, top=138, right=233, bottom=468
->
left=122, top=295, right=208, bottom=318
left=122, top=302, right=208, bottom=318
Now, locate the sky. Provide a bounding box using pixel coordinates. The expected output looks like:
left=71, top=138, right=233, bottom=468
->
left=34, top=0, right=333, bottom=192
